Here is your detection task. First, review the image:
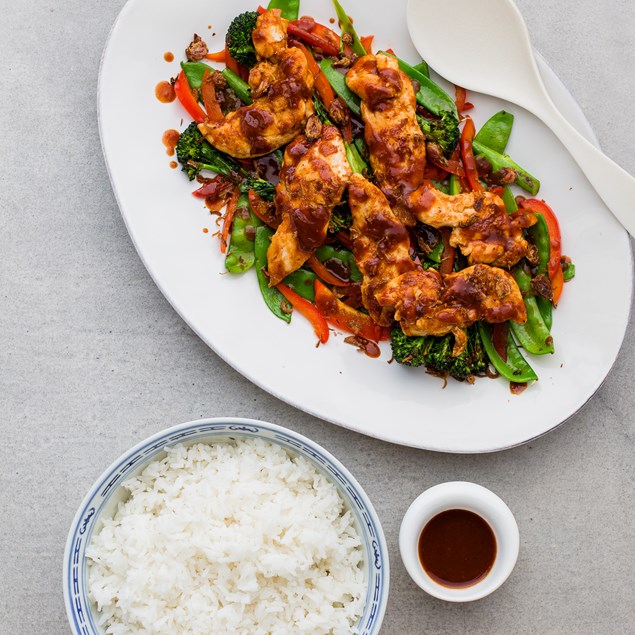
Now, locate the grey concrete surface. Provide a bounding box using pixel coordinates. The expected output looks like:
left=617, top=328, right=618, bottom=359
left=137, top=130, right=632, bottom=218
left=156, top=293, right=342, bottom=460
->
left=1, top=0, right=634, bottom=633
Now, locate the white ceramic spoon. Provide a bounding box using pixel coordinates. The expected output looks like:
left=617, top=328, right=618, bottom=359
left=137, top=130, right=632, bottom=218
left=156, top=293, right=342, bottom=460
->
left=407, top=0, right=635, bottom=236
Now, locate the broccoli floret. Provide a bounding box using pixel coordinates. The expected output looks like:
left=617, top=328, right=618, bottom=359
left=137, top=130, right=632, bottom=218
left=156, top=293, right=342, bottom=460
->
left=176, top=122, right=245, bottom=181
left=226, top=11, right=259, bottom=68
left=328, top=203, right=352, bottom=233
left=390, top=327, right=427, bottom=367
left=424, top=326, right=488, bottom=380
left=417, top=111, right=460, bottom=157
left=176, top=122, right=276, bottom=200
left=238, top=178, right=275, bottom=201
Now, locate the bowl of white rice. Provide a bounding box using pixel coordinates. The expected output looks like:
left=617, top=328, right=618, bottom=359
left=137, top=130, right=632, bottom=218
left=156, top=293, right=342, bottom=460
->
left=64, top=417, right=388, bottom=634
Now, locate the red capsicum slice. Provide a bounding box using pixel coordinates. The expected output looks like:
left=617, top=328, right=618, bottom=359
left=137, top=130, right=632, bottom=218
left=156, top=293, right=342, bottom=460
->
left=277, top=283, right=330, bottom=344
left=307, top=255, right=348, bottom=287
left=287, top=23, right=340, bottom=57
left=174, top=70, right=207, bottom=123
left=314, top=279, right=386, bottom=341
left=519, top=199, right=564, bottom=304
left=460, top=115, right=483, bottom=193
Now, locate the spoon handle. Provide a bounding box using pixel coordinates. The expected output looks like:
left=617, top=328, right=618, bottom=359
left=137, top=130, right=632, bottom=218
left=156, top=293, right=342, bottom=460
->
left=531, top=95, right=635, bottom=236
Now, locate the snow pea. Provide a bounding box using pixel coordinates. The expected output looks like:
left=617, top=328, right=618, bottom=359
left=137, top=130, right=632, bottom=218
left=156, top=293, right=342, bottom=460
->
left=511, top=267, right=554, bottom=355
left=382, top=52, right=458, bottom=118
left=315, top=245, right=362, bottom=282
left=221, top=68, right=252, bottom=105
left=527, top=213, right=553, bottom=329
left=283, top=269, right=317, bottom=302
left=501, top=185, right=518, bottom=213
left=254, top=226, right=292, bottom=322
left=332, top=0, right=367, bottom=57
left=474, top=110, right=514, bottom=154
left=267, top=0, right=300, bottom=20
left=478, top=323, right=537, bottom=383
left=320, top=59, right=361, bottom=115
left=413, top=60, right=430, bottom=79
left=472, top=140, right=540, bottom=195
left=225, top=194, right=262, bottom=273
left=180, top=61, right=212, bottom=90
left=563, top=262, right=576, bottom=281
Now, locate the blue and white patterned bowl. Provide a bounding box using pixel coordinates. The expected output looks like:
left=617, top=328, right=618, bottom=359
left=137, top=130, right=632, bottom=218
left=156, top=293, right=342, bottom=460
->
left=63, top=417, right=389, bottom=634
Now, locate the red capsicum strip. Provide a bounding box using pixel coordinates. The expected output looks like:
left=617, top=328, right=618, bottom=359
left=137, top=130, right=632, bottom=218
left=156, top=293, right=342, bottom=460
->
left=201, top=70, right=223, bottom=122
left=460, top=115, right=484, bottom=192
left=248, top=189, right=279, bottom=228
left=174, top=70, right=206, bottom=123
left=292, top=41, right=335, bottom=108
left=314, top=279, right=386, bottom=341
left=519, top=199, right=564, bottom=304
left=307, top=255, right=348, bottom=287
left=277, top=283, right=330, bottom=344
left=220, top=191, right=239, bottom=254
left=287, top=23, right=340, bottom=56
left=360, top=35, right=374, bottom=54
left=206, top=49, right=227, bottom=62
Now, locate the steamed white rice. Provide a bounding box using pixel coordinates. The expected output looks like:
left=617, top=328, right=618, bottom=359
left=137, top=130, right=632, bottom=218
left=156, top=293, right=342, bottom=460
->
left=86, top=439, right=366, bottom=634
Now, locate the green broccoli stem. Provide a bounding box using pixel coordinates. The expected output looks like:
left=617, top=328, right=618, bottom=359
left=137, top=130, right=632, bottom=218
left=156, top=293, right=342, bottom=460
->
left=266, top=0, right=300, bottom=20
left=380, top=52, right=458, bottom=118
left=221, top=68, right=252, bottom=105
left=472, top=140, right=540, bottom=195
left=332, top=0, right=367, bottom=57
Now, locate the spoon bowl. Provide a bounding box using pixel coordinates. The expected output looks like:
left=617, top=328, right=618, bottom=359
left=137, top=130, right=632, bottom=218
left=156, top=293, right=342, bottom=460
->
left=407, top=0, right=635, bottom=237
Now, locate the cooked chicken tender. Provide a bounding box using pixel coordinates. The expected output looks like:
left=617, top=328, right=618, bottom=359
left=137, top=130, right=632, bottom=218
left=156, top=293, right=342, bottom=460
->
left=346, top=53, right=425, bottom=226
left=267, top=125, right=352, bottom=286
left=348, top=173, right=417, bottom=326
left=348, top=174, right=526, bottom=354
left=409, top=186, right=535, bottom=268
left=376, top=265, right=526, bottom=354
left=198, top=10, right=314, bottom=158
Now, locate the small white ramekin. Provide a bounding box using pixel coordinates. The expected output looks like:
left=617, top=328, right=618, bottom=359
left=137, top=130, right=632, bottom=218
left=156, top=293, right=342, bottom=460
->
left=399, top=481, right=519, bottom=602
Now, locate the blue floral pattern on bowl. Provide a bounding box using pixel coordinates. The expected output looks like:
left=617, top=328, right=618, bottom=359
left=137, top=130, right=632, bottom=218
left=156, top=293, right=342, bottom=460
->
left=64, top=418, right=389, bottom=634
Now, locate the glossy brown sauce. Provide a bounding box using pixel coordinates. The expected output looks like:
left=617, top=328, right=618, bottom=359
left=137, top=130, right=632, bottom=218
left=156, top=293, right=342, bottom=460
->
left=163, top=51, right=174, bottom=62
left=202, top=228, right=209, bottom=233
left=254, top=154, right=281, bottom=186
left=161, top=129, right=180, bottom=156
left=418, top=509, right=497, bottom=588
left=510, top=382, right=528, bottom=395
left=344, top=335, right=381, bottom=358
left=169, top=160, right=178, bottom=169
left=155, top=81, right=176, bottom=103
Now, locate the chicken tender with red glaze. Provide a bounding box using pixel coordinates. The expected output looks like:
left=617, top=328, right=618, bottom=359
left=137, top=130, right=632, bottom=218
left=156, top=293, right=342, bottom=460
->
left=348, top=173, right=417, bottom=326
left=376, top=265, right=526, bottom=354
left=198, top=10, right=314, bottom=159
left=346, top=53, right=425, bottom=226
left=267, top=124, right=352, bottom=286
left=409, top=186, right=535, bottom=268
